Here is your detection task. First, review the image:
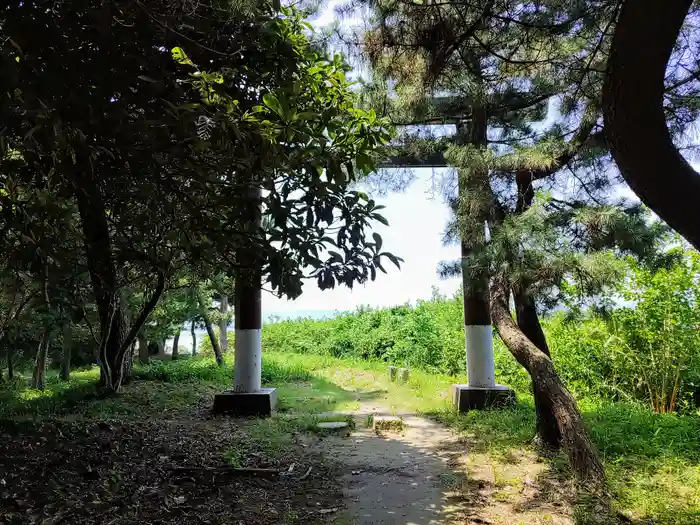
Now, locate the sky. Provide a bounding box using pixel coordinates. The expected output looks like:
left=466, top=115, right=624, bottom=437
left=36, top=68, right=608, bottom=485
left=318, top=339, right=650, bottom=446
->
left=263, top=170, right=463, bottom=317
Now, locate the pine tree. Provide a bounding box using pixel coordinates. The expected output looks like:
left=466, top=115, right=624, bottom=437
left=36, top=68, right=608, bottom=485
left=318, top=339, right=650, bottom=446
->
left=342, top=0, right=682, bottom=480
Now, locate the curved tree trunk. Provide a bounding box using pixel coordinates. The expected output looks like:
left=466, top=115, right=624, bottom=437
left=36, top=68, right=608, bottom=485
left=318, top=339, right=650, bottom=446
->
left=603, top=0, right=700, bottom=249
left=172, top=331, right=180, bottom=360
left=60, top=322, right=73, bottom=382
left=514, top=291, right=561, bottom=450
left=491, top=283, right=604, bottom=482
left=513, top=170, right=561, bottom=450
left=198, top=290, right=223, bottom=366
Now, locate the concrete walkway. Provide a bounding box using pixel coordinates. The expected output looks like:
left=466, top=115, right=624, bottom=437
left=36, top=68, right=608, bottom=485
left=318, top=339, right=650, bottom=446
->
left=327, top=403, right=470, bottom=525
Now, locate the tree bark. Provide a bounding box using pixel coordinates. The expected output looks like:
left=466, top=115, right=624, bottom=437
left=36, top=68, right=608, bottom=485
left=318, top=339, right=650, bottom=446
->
left=603, top=0, right=700, bottom=250
left=191, top=319, right=197, bottom=355
left=31, top=331, right=50, bottom=391
left=60, top=322, right=73, bottom=382
left=514, top=170, right=561, bottom=450
left=491, top=283, right=604, bottom=482
left=513, top=291, right=561, bottom=450
left=172, top=331, right=180, bottom=360
left=74, top=163, right=130, bottom=391
left=32, top=263, right=51, bottom=391
left=7, top=345, right=14, bottom=380
left=219, top=295, right=229, bottom=353
left=198, top=290, right=223, bottom=366
left=138, top=330, right=149, bottom=364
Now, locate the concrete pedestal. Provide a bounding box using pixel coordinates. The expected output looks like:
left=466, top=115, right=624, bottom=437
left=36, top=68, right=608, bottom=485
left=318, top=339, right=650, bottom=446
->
left=452, top=384, right=515, bottom=412
left=213, top=387, right=277, bottom=417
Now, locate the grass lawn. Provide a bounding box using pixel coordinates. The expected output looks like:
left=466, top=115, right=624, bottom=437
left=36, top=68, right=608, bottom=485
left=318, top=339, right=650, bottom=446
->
left=1, top=352, right=699, bottom=524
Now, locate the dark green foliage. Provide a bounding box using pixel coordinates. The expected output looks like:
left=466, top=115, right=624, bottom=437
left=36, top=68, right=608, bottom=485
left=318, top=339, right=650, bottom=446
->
left=262, top=295, right=530, bottom=385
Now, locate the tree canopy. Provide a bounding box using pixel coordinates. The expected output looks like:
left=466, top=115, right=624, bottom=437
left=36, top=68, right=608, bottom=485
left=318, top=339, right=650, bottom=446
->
left=0, top=0, right=401, bottom=391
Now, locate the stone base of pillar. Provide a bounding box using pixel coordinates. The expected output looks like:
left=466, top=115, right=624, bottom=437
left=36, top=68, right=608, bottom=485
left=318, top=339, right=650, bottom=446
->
left=212, top=387, right=277, bottom=417
left=452, top=384, right=515, bottom=412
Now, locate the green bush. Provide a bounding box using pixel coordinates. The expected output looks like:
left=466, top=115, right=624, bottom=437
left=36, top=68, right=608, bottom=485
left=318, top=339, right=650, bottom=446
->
left=260, top=252, right=700, bottom=413
left=132, top=354, right=312, bottom=385
left=261, top=298, right=529, bottom=389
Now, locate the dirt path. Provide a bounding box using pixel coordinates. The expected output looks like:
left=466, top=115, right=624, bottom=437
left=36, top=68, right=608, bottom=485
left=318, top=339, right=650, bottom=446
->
left=322, top=402, right=576, bottom=525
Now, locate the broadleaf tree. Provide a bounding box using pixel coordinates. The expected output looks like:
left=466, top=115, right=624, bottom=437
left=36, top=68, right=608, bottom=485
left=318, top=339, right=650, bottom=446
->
left=0, top=0, right=401, bottom=392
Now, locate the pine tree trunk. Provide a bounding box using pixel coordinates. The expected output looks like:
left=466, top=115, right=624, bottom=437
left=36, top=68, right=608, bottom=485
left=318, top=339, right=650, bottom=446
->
left=31, top=331, right=50, bottom=391
left=191, top=320, right=197, bottom=356
left=491, top=283, right=604, bottom=482
left=198, top=291, right=223, bottom=365
left=172, top=331, right=180, bottom=360
left=138, top=331, right=149, bottom=364
left=219, top=296, right=229, bottom=353
left=514, top=291, right=561, bottom=450
left=513, top=170, right=561, bottom=449
left=60, top=322, right=72, bottom=382
left=603, top=0, right=700, bottom=250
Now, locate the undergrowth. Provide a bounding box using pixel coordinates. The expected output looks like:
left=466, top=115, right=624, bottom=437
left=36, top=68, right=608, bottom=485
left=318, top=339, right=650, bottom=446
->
left=2, top=348, right=699, bottom=524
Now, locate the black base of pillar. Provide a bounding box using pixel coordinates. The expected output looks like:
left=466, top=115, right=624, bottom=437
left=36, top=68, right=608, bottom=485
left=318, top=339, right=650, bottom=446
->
left=212, top=387, right=277, bottom=417
left=452, top=384, right=515, bottom=412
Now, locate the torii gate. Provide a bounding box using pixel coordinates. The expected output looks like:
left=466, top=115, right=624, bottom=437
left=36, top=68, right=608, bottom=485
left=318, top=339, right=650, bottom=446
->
left=212, top=97, right=519, bottom=417
left=382, top=101, right=515, bottom=411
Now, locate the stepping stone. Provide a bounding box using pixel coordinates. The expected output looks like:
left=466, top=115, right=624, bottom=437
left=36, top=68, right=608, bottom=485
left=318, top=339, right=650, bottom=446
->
left=316, top=421, right=350, bottom=432
left=315, top=412, right=350, bottom=420
left=372, top=415, right=404, bottom=433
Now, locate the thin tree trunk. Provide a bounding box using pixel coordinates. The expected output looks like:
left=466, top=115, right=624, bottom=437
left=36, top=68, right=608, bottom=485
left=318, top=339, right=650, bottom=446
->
left=32, top=263, right=51, bottom=391
left=191, top=319, right=197, bottom=356
left=0, top=334, right=5, bottom=384
left=31, top=331, right=50, bottom=390
left=603, top=0, right=700, bottom=250
left=514, top=291, right=561, bottom=450
left=198, top=290, right=223, bottom=365
left=491, top=283, right=604, bottom=482
left=60, top=322, right=72, bottom=382
left=514, top=170, right=561, bottom=450
left=172, top=331, right=180, bottom=360
left=219, top=296, right=229, bottom=353
left=7, top=345, right=14, bottom=380
left=138, top=331, right=149, bottom=364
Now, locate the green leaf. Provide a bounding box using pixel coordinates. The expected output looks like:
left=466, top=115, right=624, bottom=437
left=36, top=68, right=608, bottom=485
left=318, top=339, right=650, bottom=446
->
left=372, top=232, right=383, bottom=252
left=171, top=47, right=193, bottom=66
left=373, top=213, right=389, bottom=226
left=328, top=251, right=343, bottom=262
left=383, top=252, right=403, bottom=269
left=263, top=93, right=282, bottom=115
